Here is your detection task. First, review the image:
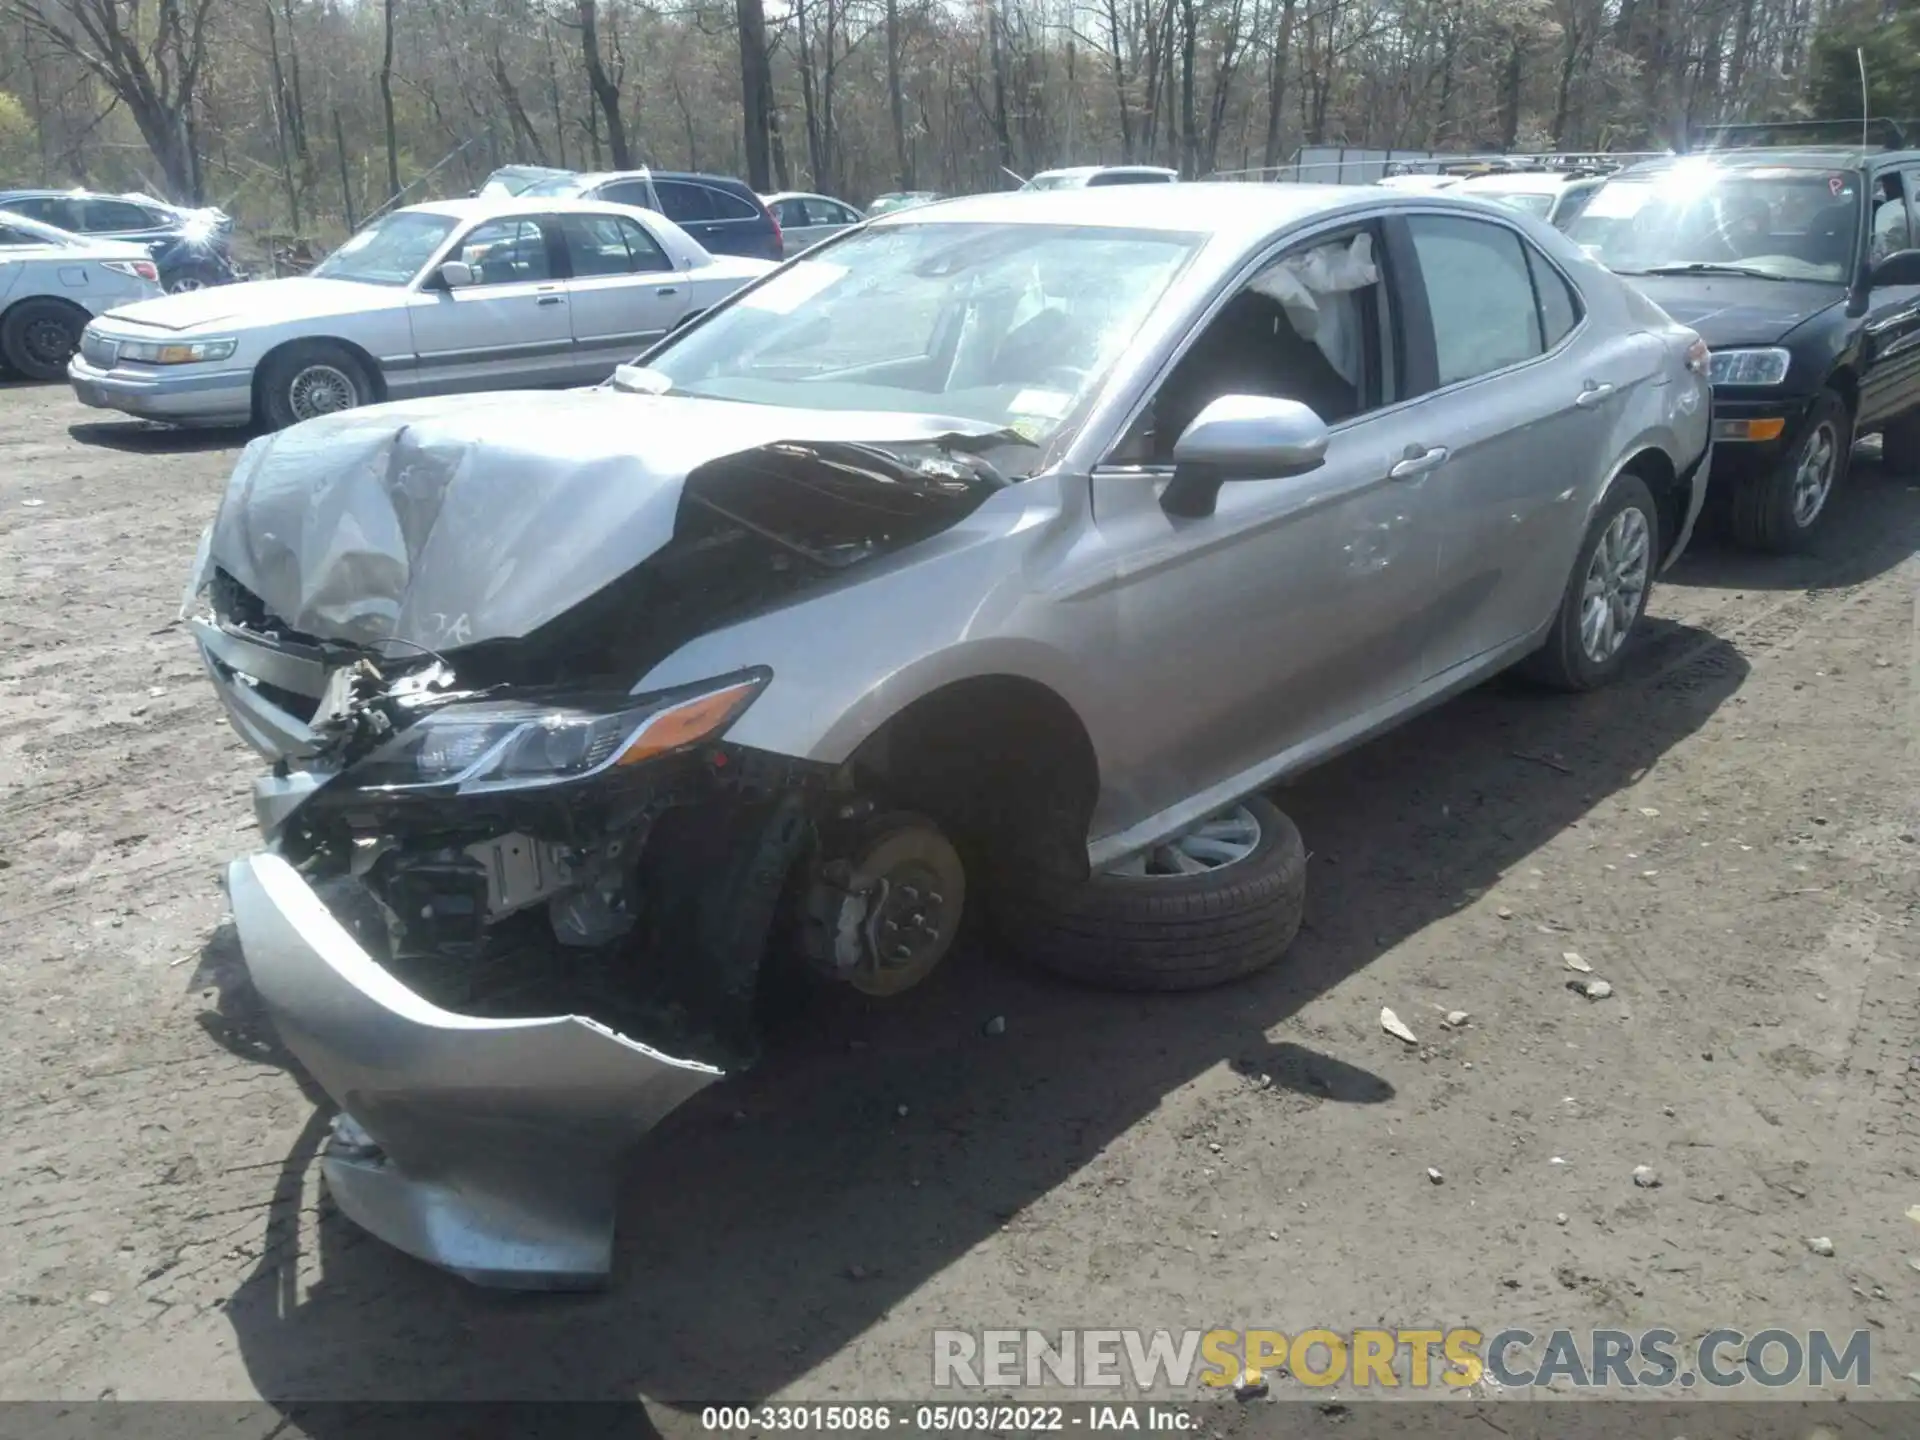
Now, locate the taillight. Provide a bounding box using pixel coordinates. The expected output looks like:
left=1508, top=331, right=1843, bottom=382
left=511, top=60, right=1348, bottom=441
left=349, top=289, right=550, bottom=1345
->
left=1685, top=337, right=1710, bottom=374
left=103, top=259, right=160, bottom=283
left=766, top=206, right=784, bottom=260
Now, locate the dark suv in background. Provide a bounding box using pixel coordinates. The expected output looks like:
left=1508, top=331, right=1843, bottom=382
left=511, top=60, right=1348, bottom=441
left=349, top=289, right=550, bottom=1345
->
left=1568, top=120, right=1920, bottom=552
left=0, top=188, right=238, bottom=292
left=519, top=169, right=784, bottom=261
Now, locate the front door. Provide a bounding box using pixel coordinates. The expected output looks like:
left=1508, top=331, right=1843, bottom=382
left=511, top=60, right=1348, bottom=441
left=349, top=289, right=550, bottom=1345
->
left=1083, top=219, right=1444, bottom=827
left=1400, top=212, right=1658, bottom=672
left=1858, top=169, right=1920, bottom=430
left=404, top=215, right=575, bottom=394
left=556, top=212, right=689, bottom=379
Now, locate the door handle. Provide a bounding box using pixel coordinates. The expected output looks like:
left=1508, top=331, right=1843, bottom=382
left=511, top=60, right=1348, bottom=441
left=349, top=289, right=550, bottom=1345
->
left=1389, top=445, right=1448, bottom=480
left=537, top=294, right=563, bottom=306
left=1575, top=381, right=1616, bottom=408
left=656, top=286, right=679, bottom=296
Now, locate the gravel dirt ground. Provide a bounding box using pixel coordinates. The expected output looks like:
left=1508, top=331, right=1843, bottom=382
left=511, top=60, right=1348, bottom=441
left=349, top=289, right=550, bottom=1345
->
left=2, top=378, right=1917, bottom=1419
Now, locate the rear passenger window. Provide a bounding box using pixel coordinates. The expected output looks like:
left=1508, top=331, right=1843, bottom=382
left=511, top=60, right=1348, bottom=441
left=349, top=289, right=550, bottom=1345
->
left=1526, top=246, right=1581, bottom=348
left=1407, top=215, right=1543, bottom=385
left=83, top=199, right=156, bottom=230
left=601, top=180, right=657, bottom=212
left=653, top=181, right=716, bottom=221
left=702, top=185, right=762, bottom=221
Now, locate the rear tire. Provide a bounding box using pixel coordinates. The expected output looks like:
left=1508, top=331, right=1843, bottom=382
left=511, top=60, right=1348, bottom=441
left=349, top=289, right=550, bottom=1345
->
left=991, top=796, right=1305, bottom=992
left=1728, top=388, right=1850, bottom=553
left=258, top=342, right=373, bottom=430
left=1518, top=471, right=1659, bottom=692
left=1, top=298, right=88, bottom=382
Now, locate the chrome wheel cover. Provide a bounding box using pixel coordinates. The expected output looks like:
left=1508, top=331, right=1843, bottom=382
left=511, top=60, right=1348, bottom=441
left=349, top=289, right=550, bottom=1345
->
left=1107, top=803, right=1263, bottom=879
left=1579, top=505, right=1650, bottom=665
left=1790, top=420, right=1838, bottom=529
left=287, top=363, right=359, bottom=420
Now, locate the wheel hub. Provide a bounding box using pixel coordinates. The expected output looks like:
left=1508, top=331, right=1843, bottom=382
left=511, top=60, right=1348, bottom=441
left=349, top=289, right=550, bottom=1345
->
left=804, top=815, right=967, bottom=997
left=1791, top=421, right=1837, bottom=528
left=1106, top=802, right=1263, bottom=879
left=289, top=364, right=358, bottom=420
left=1577, top=505, right=1649, bottom=664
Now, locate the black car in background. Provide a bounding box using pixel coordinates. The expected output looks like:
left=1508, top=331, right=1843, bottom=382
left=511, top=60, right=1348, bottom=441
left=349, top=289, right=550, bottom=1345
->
left=0, top=188, right=238, bottom=292
left=519, top=169, right=784, bottom=261
left=1568, top=137, right=1920, bottom=551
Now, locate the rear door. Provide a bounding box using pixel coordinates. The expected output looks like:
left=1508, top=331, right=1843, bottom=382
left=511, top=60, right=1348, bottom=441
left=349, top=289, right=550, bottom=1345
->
left=1399, top=211, right=1657, bottom=673
left=404, top=215, right=576, bottom=392
left=558, top=211, right=689, bottom=378
left=656, top=179, right=773, bottom=259
left=1859, top=167, right=1920, bottom=428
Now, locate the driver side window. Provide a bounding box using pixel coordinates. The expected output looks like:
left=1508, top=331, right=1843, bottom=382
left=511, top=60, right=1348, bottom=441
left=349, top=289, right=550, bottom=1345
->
left=1872, top=174, right=1911, bottom=266
left=1111, top=224, right=1395, bottom=465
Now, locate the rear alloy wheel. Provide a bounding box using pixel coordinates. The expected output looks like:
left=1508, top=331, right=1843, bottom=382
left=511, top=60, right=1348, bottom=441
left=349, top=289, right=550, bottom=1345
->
left=259, top=342, right=372, bottom=430
left=1, top=298, right=87, bottom=382
left=1519, top=472, right=1658, bottom=692
left=991, top=795, right=1306, bottom=992
left=1728, top=388, right=1851, bottom=553
left=801, top=812, right=967, bottom=997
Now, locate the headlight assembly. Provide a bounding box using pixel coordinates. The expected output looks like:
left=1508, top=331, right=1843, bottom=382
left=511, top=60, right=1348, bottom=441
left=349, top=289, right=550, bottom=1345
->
left=1706, top=347, right=1790, bottom=386
left=117, top=337, right=239, bottom=365
left=346, top=671, right=769, bottom=795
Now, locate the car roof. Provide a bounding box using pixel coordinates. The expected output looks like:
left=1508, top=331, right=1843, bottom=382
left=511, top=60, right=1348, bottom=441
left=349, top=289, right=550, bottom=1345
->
left=399, top=195, right=677, bottom=221
left=1453, top=171, right=1582, bottom=194
left=566, top=169, right=755, bottom=189
left=877, top=181, right=1391, bottom=239
left=1619, top=148, right=1883, bottom=177
left=761, top=191, right=846, bottom=204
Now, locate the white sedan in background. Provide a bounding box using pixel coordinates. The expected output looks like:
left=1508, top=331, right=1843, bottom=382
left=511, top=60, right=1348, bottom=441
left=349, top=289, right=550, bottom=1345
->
left=0, top=211, right=163, bottom=380
left=68, top=197, right=775, bottom=429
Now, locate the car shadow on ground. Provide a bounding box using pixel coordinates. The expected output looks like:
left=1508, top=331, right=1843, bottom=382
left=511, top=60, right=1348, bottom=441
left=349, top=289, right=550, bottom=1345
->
left=67, top=418, right=251, bottom=454
left=1666, top=444, right=1920, bottom=593
left=193, top=612, right=1750, bottom=1411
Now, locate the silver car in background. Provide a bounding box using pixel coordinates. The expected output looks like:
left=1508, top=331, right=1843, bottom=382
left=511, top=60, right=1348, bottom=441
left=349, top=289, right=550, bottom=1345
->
left=761, top=191, right=864, bottom=251
left=0, top=212, right=162, bottom=380
left=195, top=184, right=1709, bottom=1289
left=67, top=197, right=773, bottom=428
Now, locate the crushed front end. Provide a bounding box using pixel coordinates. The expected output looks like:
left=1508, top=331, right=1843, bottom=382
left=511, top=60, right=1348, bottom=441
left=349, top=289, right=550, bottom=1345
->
left=189, top=401, right=1012, bottom=1287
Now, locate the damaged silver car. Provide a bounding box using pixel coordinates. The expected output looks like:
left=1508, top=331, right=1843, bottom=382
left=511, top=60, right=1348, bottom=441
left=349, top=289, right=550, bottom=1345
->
left=192, top=185, right=1711, bottom=1289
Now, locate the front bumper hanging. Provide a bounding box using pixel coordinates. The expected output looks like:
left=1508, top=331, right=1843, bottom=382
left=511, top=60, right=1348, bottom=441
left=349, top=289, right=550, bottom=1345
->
left=227, top=852, right=725, bottom=1289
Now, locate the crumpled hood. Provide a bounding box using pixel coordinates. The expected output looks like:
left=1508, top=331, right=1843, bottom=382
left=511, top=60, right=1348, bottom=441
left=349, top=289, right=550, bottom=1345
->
left=194, top=388, right=1009, bottom=652
left=105, top=276, right=397, bottom=331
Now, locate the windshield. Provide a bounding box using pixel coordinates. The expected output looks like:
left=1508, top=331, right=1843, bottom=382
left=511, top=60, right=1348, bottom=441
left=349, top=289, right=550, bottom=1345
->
left=1463, top=188, right=1555, bottom=218
left=1569, top=166, right=1861, bottom=281
left=311, top=211, right=459, bottom=284
left=644, top=221, right=1202, bottom=450
left=521, top=175, right=590, bottom=198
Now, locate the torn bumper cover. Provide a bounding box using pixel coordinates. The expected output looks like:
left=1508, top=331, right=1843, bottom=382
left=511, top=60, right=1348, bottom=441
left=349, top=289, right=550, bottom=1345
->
left=227, top=852, right=723, bottom=1289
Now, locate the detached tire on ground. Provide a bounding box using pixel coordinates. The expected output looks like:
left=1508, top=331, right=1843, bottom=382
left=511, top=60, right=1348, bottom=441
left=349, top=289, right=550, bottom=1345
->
left=258, top=341, right=373, bottom=430
left=1, top=297, right=88, bottom=382
left=1728, top=387, right=1850, bottom=553
left=991, top=796, right=1305, bottom=992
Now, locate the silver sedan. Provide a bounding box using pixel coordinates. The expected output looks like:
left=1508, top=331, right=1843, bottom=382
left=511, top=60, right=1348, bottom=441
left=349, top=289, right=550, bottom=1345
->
left=195, top=183, right=1710, bottom=1287
left=68, top=196, right=774, bottom=428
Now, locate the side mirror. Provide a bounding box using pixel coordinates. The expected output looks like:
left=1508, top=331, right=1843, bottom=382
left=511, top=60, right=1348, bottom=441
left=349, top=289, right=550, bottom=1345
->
left=1869, top=248, right=1920, bottom=288
left=438, top=260, right=475, bottom=289
left=1159, top=394, right=1330, bottom=518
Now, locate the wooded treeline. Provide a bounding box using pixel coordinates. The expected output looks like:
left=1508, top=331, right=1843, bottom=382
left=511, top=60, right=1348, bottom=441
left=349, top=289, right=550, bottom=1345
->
left=0, top=0, right=1898, bottom=236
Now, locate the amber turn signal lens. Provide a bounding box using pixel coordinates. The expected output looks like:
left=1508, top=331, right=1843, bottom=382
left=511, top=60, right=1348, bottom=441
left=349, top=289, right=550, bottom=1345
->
left=614, top=680, right=763, bottom=767
left=1712, top=417, right=1786, bottom=443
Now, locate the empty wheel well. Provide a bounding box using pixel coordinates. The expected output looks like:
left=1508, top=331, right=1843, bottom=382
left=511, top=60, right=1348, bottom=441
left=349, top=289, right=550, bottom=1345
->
left=1618, top=448, right=1683, bottom=560
left=847, top=675, right=1100, bottom=885
left=252, top=337, right=387, bottom=413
